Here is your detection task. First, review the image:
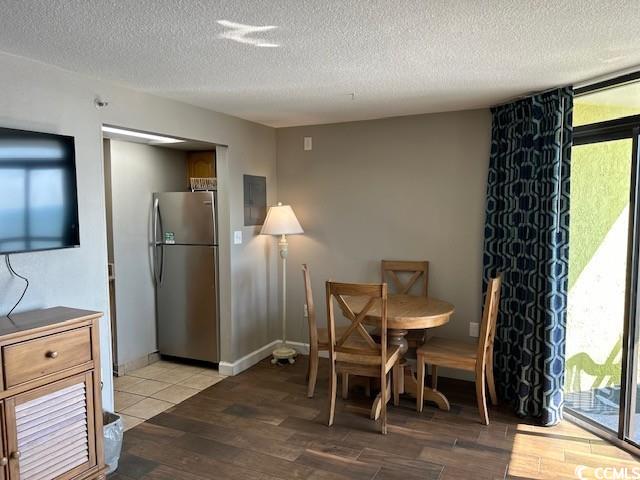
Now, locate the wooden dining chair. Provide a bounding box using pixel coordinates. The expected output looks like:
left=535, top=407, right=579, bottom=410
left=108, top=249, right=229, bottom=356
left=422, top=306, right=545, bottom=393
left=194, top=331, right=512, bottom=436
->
left=326, top=281, right=401, bottom=434
left=381, top=260, right=429, bottom=347
left=303, top=264, right=351, bottom=398
left=381, top=260, right=429, bottom=297
left=416, top=276, right=502, bottom=425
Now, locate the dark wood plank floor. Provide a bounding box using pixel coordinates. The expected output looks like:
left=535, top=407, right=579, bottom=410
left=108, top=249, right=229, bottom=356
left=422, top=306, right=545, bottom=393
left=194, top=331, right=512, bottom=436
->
left=110, top=356, right=639, bottom=480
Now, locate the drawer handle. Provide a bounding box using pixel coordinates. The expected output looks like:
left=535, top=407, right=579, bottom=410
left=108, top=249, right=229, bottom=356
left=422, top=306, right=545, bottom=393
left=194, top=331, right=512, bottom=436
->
left=10, top=451, right=19, bottom=461
left=46, top=351, right=59, bottom=359
left=0, top=457, right=7, bottom=466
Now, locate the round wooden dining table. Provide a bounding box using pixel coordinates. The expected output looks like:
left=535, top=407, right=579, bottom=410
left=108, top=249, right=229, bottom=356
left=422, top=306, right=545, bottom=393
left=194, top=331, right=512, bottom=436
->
left=344, top=294, right=455, bottom=420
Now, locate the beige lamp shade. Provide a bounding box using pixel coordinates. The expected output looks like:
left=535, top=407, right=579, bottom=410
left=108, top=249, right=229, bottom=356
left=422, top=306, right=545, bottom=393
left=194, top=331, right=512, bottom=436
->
left=260, top=203, right=304, bottom=235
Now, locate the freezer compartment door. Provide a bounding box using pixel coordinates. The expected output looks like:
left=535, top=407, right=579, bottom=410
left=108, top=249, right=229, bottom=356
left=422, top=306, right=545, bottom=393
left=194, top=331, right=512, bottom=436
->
left=154, top=191, right=216, bottom=245
left=156, top=245, right=219, bottom=363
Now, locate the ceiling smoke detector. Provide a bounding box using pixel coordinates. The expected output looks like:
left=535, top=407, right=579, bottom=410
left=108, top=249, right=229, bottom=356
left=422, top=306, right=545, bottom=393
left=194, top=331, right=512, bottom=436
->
left=94, top=96, right=109, bottom=108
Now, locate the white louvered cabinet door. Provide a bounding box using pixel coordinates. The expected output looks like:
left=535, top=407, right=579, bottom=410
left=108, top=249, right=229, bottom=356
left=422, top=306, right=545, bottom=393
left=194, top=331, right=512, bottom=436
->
left=4, top=372, right=97, bottom=480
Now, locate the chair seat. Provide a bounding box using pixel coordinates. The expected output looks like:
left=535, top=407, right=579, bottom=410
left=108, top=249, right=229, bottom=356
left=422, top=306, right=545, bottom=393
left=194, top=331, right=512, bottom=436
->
left=336, top=343, right=401, bottom=376
left=417, top=337, right=477, bottom=371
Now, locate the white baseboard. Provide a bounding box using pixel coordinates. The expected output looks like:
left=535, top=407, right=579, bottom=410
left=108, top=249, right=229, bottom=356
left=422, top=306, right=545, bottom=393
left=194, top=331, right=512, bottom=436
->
left=219, top=340, right=322, bottom=376
left=219, top=340, right=280, bottom=376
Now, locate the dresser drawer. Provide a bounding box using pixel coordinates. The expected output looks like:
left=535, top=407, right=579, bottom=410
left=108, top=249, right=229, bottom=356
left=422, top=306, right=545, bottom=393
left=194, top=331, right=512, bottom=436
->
left=3, top=328, right=92, bottom=388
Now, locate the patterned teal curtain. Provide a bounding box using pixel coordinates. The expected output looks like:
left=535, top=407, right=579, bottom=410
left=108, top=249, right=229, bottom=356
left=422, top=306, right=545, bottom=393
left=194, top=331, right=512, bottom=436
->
left=483, top=87, right=573, bottom=425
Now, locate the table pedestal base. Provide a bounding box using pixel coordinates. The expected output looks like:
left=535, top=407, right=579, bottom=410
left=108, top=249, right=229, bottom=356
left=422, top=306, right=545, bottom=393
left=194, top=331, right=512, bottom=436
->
left=370, top=368, right=450, bottom=420
left=369, top=328, right=451, bottom=421
left=402, top=368, right=450, bottom=410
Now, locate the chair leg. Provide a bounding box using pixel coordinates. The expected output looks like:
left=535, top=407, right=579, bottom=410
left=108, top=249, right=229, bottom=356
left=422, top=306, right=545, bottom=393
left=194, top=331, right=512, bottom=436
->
left=416, top=355, right=425, bottom=413
left=365, top=378, right=372, bottom=398
left=431, top=364, right=438, bottom=390
left=380, top=372, right=388, bottom=435
left=476, top=369, right=489, bottom=425
left=341, top=373, right=349, bottom=400
left=486, top=350, right=498, bottom=406
left=305, top=354, right=310, bottom=382
left=307, top=347, right=319, bottom=398
left=328, top=365, right=337, bottom=427
left=392, top=362, right=400, bottom=406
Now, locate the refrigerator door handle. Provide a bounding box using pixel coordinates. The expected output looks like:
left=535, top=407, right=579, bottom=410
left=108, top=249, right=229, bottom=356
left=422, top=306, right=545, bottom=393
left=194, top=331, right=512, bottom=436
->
left=153, top=197, right=159, bottom=284
left=153, top=197, right=160, bottom=245
left=158, top=243, right=165, bottom=285
left=153, top=198, right=165, bottom=285
left=158, top=218, right=165, bottom=286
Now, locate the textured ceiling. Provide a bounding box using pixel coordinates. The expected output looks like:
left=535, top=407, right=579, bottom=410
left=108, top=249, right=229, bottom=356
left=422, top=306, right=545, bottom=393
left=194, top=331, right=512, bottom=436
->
left=1, top=1, right=640, bottom=127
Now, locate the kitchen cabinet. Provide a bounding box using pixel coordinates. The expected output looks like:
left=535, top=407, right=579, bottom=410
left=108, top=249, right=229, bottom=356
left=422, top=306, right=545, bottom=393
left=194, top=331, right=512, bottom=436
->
left=186, top=151, right=216, bottom=187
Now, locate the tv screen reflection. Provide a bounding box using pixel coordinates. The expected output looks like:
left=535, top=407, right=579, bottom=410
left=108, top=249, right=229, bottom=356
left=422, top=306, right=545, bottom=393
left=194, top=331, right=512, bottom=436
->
left=0, top=128, right=80, bottom=254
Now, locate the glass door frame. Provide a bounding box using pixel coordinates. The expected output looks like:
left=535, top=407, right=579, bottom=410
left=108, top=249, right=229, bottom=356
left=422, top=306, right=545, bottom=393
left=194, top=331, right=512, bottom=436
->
left=620, top=124, right=640, bottom=448
left=570, top=117, right=640, bottom=449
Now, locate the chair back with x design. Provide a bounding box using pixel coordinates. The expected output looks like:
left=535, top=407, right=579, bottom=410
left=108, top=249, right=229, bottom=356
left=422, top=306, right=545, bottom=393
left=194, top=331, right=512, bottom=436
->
left=477, top=275, right=502, bottom=377
left=326, top=281, right=387, bottom=366
left=381, top=260, right=429, bottom=297
left=302, top=264, right=318, bottom=348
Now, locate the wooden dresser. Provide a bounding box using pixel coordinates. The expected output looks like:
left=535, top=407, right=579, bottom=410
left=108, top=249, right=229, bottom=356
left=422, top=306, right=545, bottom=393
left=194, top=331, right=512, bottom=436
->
left=0, top=307, right=105, bottom=480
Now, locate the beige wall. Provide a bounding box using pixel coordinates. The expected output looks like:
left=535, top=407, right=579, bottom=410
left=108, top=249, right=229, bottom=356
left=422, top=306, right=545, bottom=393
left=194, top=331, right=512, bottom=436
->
left=0, top=52, right=278, bottom=409
left=276, top=110, right=492, bottom=363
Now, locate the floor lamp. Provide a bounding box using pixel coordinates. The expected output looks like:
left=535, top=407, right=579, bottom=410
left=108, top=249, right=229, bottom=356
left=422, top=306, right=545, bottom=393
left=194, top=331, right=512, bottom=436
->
left=260, top=202, right=304, bottom=364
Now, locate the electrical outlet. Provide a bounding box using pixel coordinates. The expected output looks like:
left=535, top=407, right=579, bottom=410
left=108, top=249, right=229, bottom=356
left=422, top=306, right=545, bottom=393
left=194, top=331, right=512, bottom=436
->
left=303, top=304, right=309, bottom=317
left=304, top=136, right=312, bottom=151
left=469, top=322, right=480, bottom=337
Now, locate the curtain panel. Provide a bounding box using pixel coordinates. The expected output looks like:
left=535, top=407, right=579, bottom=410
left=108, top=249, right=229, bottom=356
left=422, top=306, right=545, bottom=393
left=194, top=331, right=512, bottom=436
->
left=483, top=87, right=573, bottom=425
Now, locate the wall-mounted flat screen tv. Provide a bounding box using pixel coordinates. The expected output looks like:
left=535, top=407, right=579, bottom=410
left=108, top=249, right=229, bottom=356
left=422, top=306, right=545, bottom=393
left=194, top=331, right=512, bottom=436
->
left=0, top=127, right=80, bottom=254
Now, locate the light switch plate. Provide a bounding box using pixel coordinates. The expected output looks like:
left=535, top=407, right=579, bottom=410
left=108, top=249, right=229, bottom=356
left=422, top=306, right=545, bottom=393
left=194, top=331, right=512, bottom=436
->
left=469, top=322, right=480, bottom=337
left=304, top=137, right=312, bottom=151
left=233, top=231, right=243, bottom=245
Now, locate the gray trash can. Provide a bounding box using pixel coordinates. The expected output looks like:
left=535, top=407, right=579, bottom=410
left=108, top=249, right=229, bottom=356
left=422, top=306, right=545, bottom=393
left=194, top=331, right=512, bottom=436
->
left=103, top=412, right=124, bottom=474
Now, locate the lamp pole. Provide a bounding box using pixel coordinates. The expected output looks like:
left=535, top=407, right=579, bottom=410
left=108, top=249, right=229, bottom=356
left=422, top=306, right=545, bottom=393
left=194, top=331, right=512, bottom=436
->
left=280, top=234, right=288, bottom=343
left=271, top=233, right=297, bottom=364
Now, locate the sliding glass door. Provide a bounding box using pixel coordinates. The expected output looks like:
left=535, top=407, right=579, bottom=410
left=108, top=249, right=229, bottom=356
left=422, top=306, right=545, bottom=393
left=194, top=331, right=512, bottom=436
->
left=564, top=74, right=640, bottom=449
left=565, top=116, right=640, bottom=449
left=565, top=136, right=633, bottom=434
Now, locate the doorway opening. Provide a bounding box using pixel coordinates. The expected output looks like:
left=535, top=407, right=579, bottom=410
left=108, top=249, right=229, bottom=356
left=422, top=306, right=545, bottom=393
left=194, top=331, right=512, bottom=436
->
left=101, top=126, right=220, bottom=375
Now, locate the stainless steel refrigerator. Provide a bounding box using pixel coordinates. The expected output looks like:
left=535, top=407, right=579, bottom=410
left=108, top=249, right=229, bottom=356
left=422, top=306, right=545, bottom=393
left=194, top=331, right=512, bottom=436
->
left=153, top=191, right=219, bottom=363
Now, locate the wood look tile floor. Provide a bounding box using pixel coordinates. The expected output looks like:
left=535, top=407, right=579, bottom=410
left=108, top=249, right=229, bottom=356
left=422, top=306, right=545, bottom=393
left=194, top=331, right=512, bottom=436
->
left=109, top=357, right=640, bottom=480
